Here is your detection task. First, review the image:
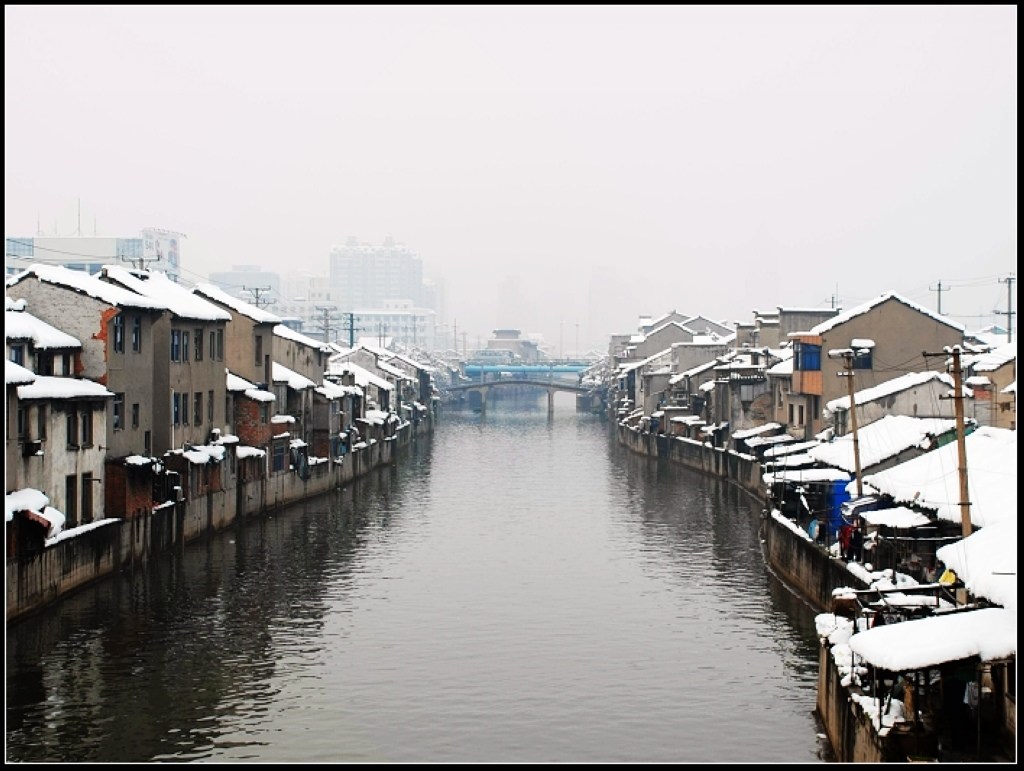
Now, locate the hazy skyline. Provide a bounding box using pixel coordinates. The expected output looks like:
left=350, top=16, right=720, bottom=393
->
left=5, top=6, right=1017, bottom=351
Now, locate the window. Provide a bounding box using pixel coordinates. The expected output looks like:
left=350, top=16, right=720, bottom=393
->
left=272, top=443, right=287, bottom=472
left=66, top=406, right=79, bottom=447
left=853, top=349, right=873, bottom=370
left=80, top=407, right=93, bottom=446
left=182, top=331, right=189, bottom=362
left=171, top=330, right=182, bottom=362
left=37, top=352, right=54, bottom=375
left=144, top=430, right=151, bottom=456
left=65, top=475, right=78, bottom=529
left=113, top=315, right=125, bottom=353
left=9, top=344, right=25, bottom=365
left=17, top=404, right=27, bottom=438
left=217, top=330, right=224, bottom=360
left=132, top=316, right=142, bottom=352
left=254, top=334, right=263, bottom=367
left=260, top=403, right=270, bottom=423
left=173, top=392, right=181, bottom=426
left=81, top=472, right=94, bottom=524
left=194, top=391, right=203, bottom=426
left=208, top=390, right=214, bottom=423
left=798, top=404, right=805, bottom=426
left=210, top=331, right=216, bottom=362
left=182, top=393, right=190, bottom=425
left=794, top=342, right=821, bottom=372
left=36, top=404, right=47, bottom=439
left=113, top=393, right=125, bottom=431
left=194, top=329, right=203, bottom=361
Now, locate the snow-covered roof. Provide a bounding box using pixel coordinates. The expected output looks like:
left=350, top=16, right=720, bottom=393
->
left=731, top=423, right=782, bottom=440
left=763, top=468, right=852, bottom=485
left=273, top=323, right=333, bottom=352
left=5, top=308, right=81, bottom=349
left=326, top=360, right=394, bottom=391
left=314, top=380, right=363, bottom=400
left=102, top=266, right=231, bottom=321
left=7, top=263, right=167, bottom=310
left=5, top=488, right=50, bottom=523
left=810, top=415, right=959, bottom=472
left=937, top=518, right=1016, bottom=611
left=18, top=375, right=114, bottom=400
left=848, top=607, right=1015, bottom=670
left=860, top=426, right=1016, bottom=528
left=806, top=290, right=965, bottom=335
left=225, top=370, right=276, bottom=402
left=6, top=359, right=37, bottom=385
left=191, top=282, right=283, bottom=324
left=823, top=371, right=959, bottom=417
left=964, top=341, right=1016, bottom=372
left=272, top=361, right=316, bottom=390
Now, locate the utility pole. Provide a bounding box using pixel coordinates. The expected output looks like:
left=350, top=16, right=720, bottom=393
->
left=316, top=305, right=339, bottom=344
left=996, top=275, right=1015, bottom=343
left=244, top=285, right=274, bottom=309
left=342, top=312, right=364, bottom=348
left=929, top=280, right=949, bottom=315
left=925, top=347, right=972, bottom=540
left=830, top=347, right=864, bottom=497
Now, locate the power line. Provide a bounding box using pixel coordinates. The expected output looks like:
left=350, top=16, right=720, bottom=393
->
left=995, top=274, right=1015, bottom=342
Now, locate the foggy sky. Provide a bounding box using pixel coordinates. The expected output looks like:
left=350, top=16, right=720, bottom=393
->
left=4, top=6, right=1017, bottom=352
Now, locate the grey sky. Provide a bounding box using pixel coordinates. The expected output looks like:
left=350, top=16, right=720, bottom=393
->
left=4, top=5, right=1016, bottom=352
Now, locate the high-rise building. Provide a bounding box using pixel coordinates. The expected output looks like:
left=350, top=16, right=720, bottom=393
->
left=329, top=236, right=427, bottom=312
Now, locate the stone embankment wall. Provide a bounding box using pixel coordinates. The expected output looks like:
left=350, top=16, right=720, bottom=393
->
left=6, top=420, right=431, bottom=622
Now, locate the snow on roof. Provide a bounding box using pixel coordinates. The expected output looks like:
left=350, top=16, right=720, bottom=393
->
left=192, top=282, right=283, bottom=324
left=272, top=360, right=316, bottom=390
left=744, top=434, right=797, bottom=448
left=5, top=307, right=81, bottom=349
left=860, top=426, right=1015, bottom=528
left=823, top=371, right=958, bottom=416
left=763, top=467, right=852, bottom=485
left=225, top=370, right=276, bottom=401
left=937, top=518, right=1016, bottom=611
left=6, top=296, right=26, bottom=311
left=377, top=358, right=413, bottom=380
left=326, top=360, right=394, bottom=391
left=857, top=505, right=933, bottom=529
left=763, top=440, right=820, bottom=458
left=669, top=356, right=722, bottom=384
left=172, top=444, right=227, bottom=464
left=18, top=375, right=114, bottom=400
left=810, top=415, right=958, bottom=472
left=731, top=423, right=782, bottom=439
left=806, top=290, right=964, bottom=335
left=273, top=323, right=333, bottom=351
left=964, top=341, right=1016, bottom=372
left=236, top=445, right=266, bottom=459
left=847, top=607, right=1015, bottom=671
left=315, top=380, right=363, bottom=400
left=6, top=359, right=37, bottom=385
left=618, top=347, right=673, bottom=374
left=766, top=352, right=794, bottom=376
left=7, top=263, right=167, bottom=310
left=102, top=266, right=232, bottom=321
left=6, top=488, right=50, bottom=523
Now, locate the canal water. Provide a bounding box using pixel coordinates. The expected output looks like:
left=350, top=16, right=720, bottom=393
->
left=6, top=394, right=830, bottom=763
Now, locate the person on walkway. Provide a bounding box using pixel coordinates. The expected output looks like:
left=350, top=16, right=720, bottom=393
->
left=839, top=521, right=854, bottom=560
left=850, top=519, right=865, bottom=562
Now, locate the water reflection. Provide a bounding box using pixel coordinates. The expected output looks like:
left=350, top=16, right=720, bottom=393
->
left=7, top=395, right=826, bottom=763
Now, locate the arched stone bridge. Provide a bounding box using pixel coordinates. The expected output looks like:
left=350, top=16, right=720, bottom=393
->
left=447, top=378, right=594, bottom=415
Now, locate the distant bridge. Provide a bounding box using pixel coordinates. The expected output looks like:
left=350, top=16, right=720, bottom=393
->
left=447, top=377, right=596, bottom=416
